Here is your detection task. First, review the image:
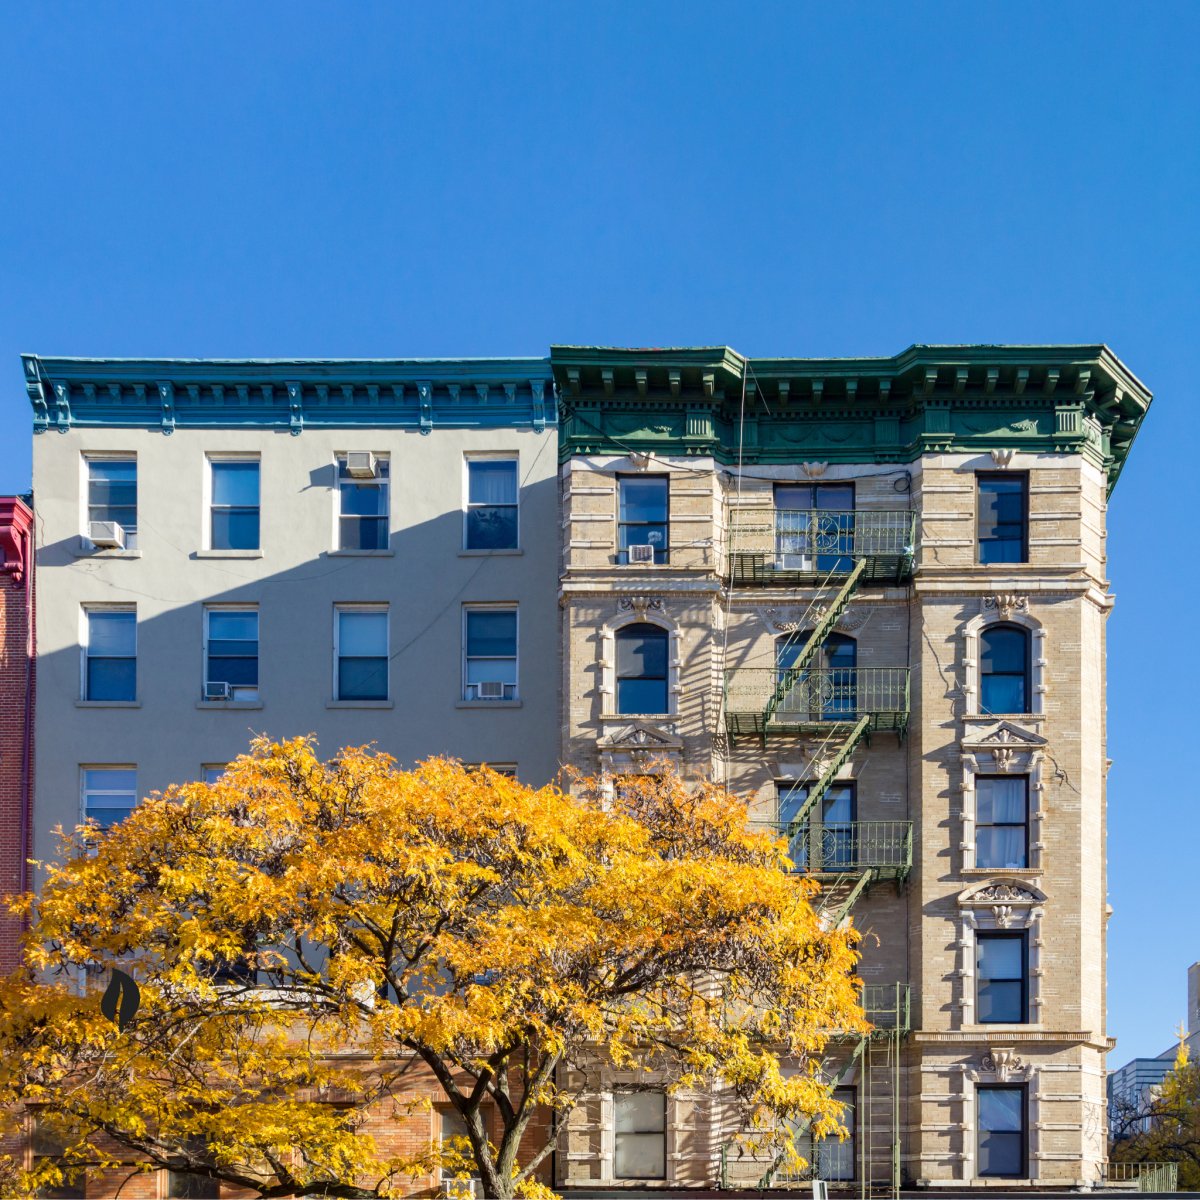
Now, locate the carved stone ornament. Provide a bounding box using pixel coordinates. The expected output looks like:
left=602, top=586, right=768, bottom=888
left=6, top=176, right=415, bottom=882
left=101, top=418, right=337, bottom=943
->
left=627, top=451, right=654, bottom=472
left=981, top=1048, right=1024, bottom=1081
left=990, top=448, right=1015, bottom=467
left=983, top=593, right=1029, bottom=620
left=974, top=883, right=1038, bottom=903
left=617, top=595, right=664, bottom=615
left=598, top=722, right=682, bottom=751
left=762, top=606, right=869, bottom=635
left=992, top=905, right=1015, bottom=928
left=800, top=462, right=828, bottom=478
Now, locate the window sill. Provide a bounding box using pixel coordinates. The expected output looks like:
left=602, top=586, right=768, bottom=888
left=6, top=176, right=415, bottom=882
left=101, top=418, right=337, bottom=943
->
left=963, top=713, right=1043, bottom=722
left=961, top=867, right=1041, bottom=876
left=326, top=700, right=395, bottom=709
left=73, top=543, right=142, bottom=558
left=456, top=700, right=523, bottom=709
left=599, top=712, right=674, bottom=722
left=459, top=548, right=523, bottom=557
left=76, top=700, right=142, bottom=708
left=196, top=700, right=264, bottom=710
left=193, top=550, right=264, bottom=559
left=327, top=549, right=396, bottom=557
left=962, top=1023, right=1041, bottom=1034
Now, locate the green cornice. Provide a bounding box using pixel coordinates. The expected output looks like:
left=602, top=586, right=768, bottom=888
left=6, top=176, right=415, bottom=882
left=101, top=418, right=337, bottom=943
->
left=551, top=344, right=1152, bottom=494
left=22, top=355, right=555, bottom=436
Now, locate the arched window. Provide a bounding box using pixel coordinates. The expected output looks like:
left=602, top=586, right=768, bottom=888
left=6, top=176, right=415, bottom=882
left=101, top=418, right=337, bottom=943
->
left=775, top=632, right=857, bottom=720
left=615, top=623, right=669, bottom=715
left=980, top=626, right=1030, bottom=715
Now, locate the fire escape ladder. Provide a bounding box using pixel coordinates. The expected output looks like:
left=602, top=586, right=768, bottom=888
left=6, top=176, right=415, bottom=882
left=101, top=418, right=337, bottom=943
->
left=780, top=715, right=871, bottom=838
left=763, top=558, right=867, bottom=725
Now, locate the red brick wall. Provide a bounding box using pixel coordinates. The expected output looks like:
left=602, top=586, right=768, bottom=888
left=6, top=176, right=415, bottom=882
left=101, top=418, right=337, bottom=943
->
left=0, top=497, right=34, bottom=975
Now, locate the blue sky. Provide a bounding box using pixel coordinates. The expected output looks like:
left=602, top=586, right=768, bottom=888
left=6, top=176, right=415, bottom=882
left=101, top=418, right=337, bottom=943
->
left=1, top=2, right=1197, bottom=1060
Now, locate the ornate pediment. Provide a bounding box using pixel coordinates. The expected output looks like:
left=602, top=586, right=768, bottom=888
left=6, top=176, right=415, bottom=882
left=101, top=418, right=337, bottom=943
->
left=959, top=880, right=1046, bottom=907
left=962, top=720, right=1046, bottom=770
left=598, top=722, right=683, bottom=751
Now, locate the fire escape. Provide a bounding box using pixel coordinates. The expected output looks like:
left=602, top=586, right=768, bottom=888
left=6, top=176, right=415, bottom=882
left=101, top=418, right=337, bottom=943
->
left=719, top=503, right=915, bottom=1198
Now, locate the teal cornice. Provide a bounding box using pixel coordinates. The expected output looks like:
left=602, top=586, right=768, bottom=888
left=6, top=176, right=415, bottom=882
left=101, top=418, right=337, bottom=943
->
left=551, top=344, right=1152, bottom=494
left=22, top=356, right=555, bottom=437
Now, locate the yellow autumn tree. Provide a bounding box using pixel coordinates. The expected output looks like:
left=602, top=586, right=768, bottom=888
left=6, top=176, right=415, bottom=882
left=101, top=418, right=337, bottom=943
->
left=0, top=737, right=866, bottom=1199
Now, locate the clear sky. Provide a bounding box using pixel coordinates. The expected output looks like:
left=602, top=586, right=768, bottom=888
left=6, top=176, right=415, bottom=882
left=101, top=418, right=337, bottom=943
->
left=1, top=2, right=1196, bottom=1061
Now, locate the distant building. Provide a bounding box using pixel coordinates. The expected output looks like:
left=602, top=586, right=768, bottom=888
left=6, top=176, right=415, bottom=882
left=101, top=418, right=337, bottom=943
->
left=0, top=495, right=34, bottom=973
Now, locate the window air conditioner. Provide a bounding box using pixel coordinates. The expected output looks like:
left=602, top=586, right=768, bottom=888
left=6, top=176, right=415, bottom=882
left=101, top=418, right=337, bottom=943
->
left=345, top=451, right=378, bottom=479
left=204, top=681, right=231, bottom=701
left=478, top=680, right=506, bottom=700
left=89, top=521, right=126, bottom=549
left=629, top=543, right=655, bottom=563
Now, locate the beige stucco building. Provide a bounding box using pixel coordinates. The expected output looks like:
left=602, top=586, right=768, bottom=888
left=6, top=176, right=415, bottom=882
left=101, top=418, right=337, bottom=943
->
left=552, top=344, right=1150, bottom=1193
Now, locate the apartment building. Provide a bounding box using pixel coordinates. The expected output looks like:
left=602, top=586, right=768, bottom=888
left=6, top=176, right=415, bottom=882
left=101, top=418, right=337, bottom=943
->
left=0, top=495, right=34, bottom=974
left=553, top=344, right=1150, bottom=1192
left=23, top=355, right=560, bottom=878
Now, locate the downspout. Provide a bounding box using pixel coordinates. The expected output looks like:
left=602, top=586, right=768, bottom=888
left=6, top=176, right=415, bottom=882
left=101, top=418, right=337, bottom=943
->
left=18, top=512, right=33, bottom=922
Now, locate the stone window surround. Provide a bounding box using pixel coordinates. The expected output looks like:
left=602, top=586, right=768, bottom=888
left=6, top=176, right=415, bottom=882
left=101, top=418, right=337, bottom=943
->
left=957, top=1052, right=1042, bottom=1182
left=960, top=601, right=1046, bottom=719
left=959, top=724, right=1047, bottom=872
left=592, top=1076, right=683, bottom=1186
left=598, top=602, right=682, bottom=720
left=957, top=881, right=1047, bottom=1030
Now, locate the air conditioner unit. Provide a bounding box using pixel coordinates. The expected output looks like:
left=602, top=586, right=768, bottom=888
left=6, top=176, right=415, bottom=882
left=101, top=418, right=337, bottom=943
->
left=477, top=680, right=506, bottom=700
left=204, top=681, right=231, bottom=701
left=89, top=520, right=126, bottom=549
left=629, top=543, right=655, bottom=563
left=345, top=451, right=378, bottom=479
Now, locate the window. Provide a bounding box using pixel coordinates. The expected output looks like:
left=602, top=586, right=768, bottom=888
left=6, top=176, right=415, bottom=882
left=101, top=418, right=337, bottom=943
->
left=202, top=766, right=227, bottom=785
left=776, top=631, right=857, bottom=720
left=209, top=459, right=260, bottom=550
left=167, top=1138, right=211, bottom=1199
left=335, top=607, right=389, bottom=701
left=463, top=608, right=517, bottom=701
left=977, top=1086, right=1025, bottom=1178
left=85, top=457, right=137, bottom=550
left=465, top=457, right=519, bottom=550
left=204, top=608, right=259, bottom=701
left=437, top=1108, right=479, bottom=1185
left=82, top=768, right=137, bottom=829
left=980, top=626, right=1030, bottom=715
left=615, top=623, right=668, bottom=715
left=464, top=762, right=517, bottom=777
left=774, top=482, right=854, bottom=572
left=618, top=475, right=668, bottom=564
left=614, top=1091, right=666, bottom=1180
left=816, top=1086, right=855, bottom=1181
left=976, top=776, right=1028, bottom=869
left=976, top=932, right=1027, bottom=1023
left=978, top=474, right=1027, bottom=564
left=83, top=608, right=136, bottom=701
left=337, top=455, right=389, bottom=550
left=777, top=781, right=856, bottom=870
left=30, top=1118, right=85, bottom=1199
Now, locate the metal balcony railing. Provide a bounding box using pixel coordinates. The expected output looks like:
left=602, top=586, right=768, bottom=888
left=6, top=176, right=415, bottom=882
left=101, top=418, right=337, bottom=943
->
left=726, top=508, right=915, bottom=585
left=724, top=667, right=910, bottom=738
left=752, top=820, right=912, bottom=881
left=1105, top=1162, right=1179, bottom=1192
left=861, top=983, right=911, bottom=1033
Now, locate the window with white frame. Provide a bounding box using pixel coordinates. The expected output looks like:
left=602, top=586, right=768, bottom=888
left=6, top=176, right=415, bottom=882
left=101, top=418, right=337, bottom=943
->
left=85, top=456, right=137, bottom=550
left=83, top=608, right=136, bottom=701
left=465, top=456, right=519, bottom=550
left=203, top=607, right=259, bottom=701
left=975, top=776, right=1029, bottom=869
left=209, top=458, right=260, bottom=550
left=335, top=607, right=389, bottom=701
left=82, top=767, right=137, bottom=829
left=337, top=454, right=389, bottom=550
left=614, top=1091, right=666, bottom=1180
left=202, top=765, right=227, bottom=785
left=618, top=475, right=669, bottom=564
left=30, top=1116, right=85, bottom=1198
left=463, top=607, right=518, bottom=701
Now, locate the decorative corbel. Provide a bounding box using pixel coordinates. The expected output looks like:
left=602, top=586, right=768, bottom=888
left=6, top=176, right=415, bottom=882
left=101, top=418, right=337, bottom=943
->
left=530, top=379, right=546, bottom=433
left=811, top=379, right=824, bottom=404
left=1043, top=368, right=1060, bottom=396
left=286, top=381, right=304, bottom=435
left=418, top=382, right=433, bottom=435
left=503, top=383, right=517, bottom=406
left=702, top=372, right=715, bottom=399
left=156, top=381, right=175, bottom=436
left=981, top=1048, right=1024, bottom=1081
left=845, top=378, right=858, bottom=403
left=954, top=367, right=968, bottom=395
left=617, top=595, right=663, bottom=615
left=668, top=369, right=681, bottom=397
left=922, top=367, right=938, bottom=396
left=1014, top=368, right=1029, bottom=395
left=990, top=448, right=1015, bottom=467
left=778, top=379, right=790, bottom=403
left=983, top=593, right=1028, bottom=620
left=635, top=369, right=647, bottom=397
left=878, top=378, right=891, bottom=403
left=985, top=368, right=998, bottom=394
left=24, top=357, right=49, bottom=432
left=601, top=369, right=614, bottom=396
left=53, top=382, right=72, bottom=433
left=800, top=462, right=828, bottom=479
left=474, top=383, right=490, bottom=404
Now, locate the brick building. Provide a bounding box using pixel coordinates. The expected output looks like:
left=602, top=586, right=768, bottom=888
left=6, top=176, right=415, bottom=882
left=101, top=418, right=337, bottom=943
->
left=0, top=495, right=34, bottom=976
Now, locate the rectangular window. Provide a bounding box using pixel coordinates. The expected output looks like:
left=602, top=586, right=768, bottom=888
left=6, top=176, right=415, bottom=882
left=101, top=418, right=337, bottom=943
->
left=977, top=1085, right=1026, bottom=1178
left=817, top=1086, right=856, bottom=1181
left=976, top=932, right=1027, bottom=1023
left=337, top=455, right=389, bottom=550
left=465, top=457, right=519, bottom=550
left=81, top=767, right=137, bottom=829
left=976, top=776, right=1029, bottom=868
left=202, top=766, right=227, bottom=785
left=31, top=1118, right=85, bottom=1199
left=777, top=781, right=857, bottom=871
left=335, top=607, right=389, bottom=701
left=977, top=474, right=1027, bottom=564
left=774, top=481, right=855, bottom=571
left=210, top=459, right=260, bottom=550
left=463, top=607, right=518, bottom=701
left=464, top=762, right=518, bottom=777
left=204, top=607, right=259, bottom=701
left=83, top=608, right=136, bottom=701
left=614, top=1091, right=666, bottom=1180
left=618, top=475, right=669, bottom=564
left=85, top=456, right=137, bottom=550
